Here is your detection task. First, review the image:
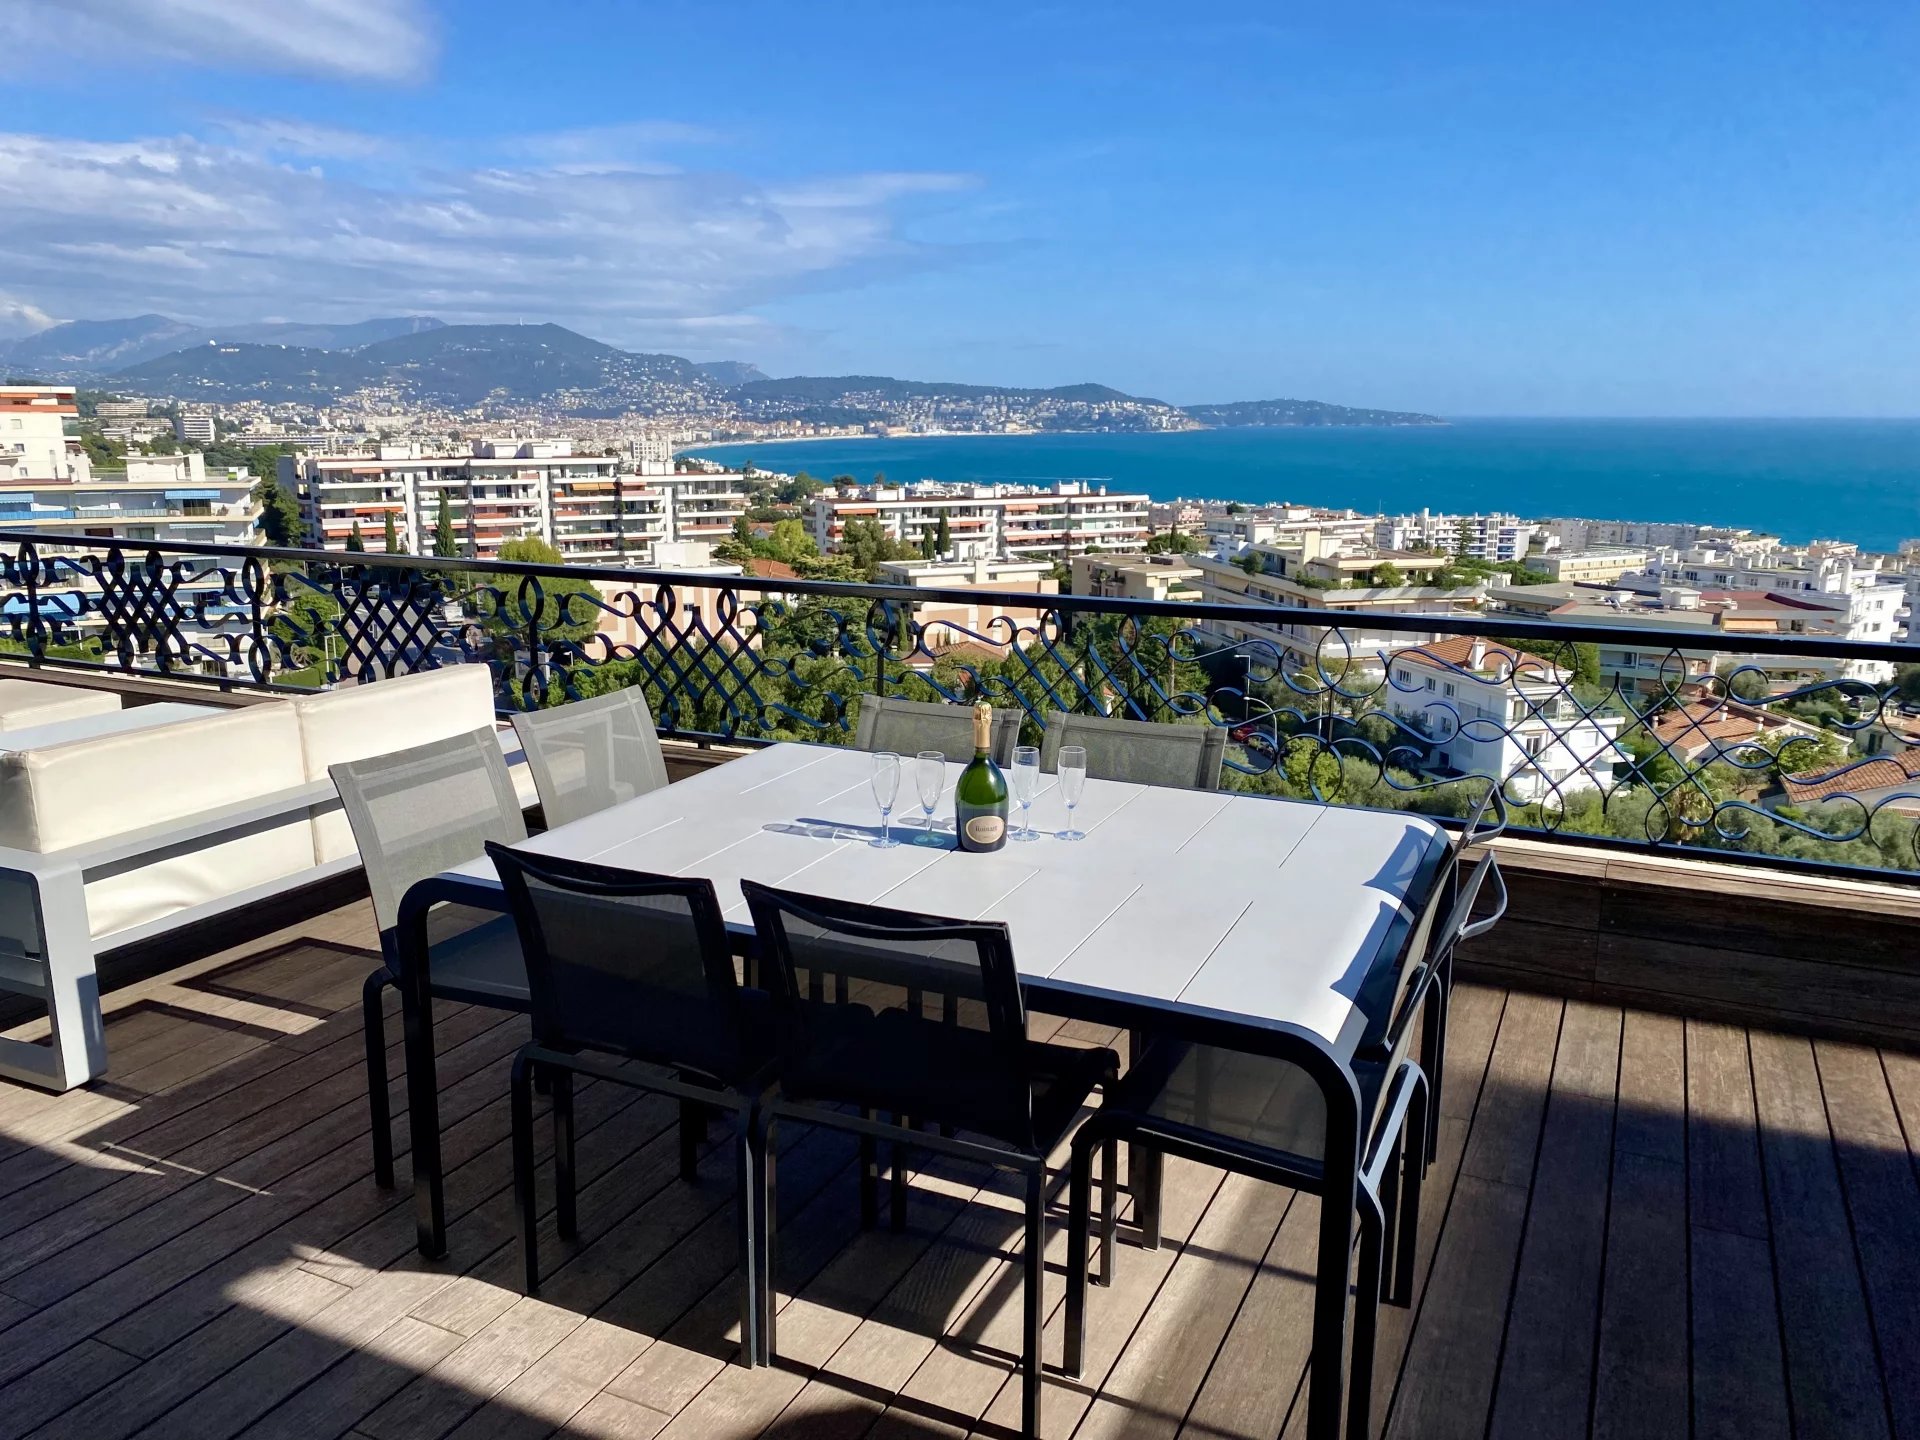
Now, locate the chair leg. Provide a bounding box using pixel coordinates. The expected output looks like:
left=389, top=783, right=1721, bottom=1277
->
left=510, top=1052, right=539, bottom=1295
left=553, top=1067, right=577, bottom=1242
left=1022, top=1166, right=1046, bottom=1439
left=362, top=969, right=394, bottom=1190
left=1065, top=1132, right=1095, bottom=1378
left=761, top=1118, right=780, bottom=1364
left=1348, top=1197, right=1385, bottom=1440
left=859, top=1109, right=879, bottom=1229
left=1391, top=1085, right=1429, bottom=1307
left=679, top=1096, right=703, bottom=1181
left=1099, top=1133, right=1119, bottom=1286
left=891, top=1115, right=911, bottom=1232
left=1137, top=1145, right=1163, bottom=1251
left=736, top=1110, right=763, bottom=1369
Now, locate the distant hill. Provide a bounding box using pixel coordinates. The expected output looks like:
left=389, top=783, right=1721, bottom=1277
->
left=698, top=360, right=769, bottom=387
left=735, top=375, right=1148, bottom=405
left=112, top=342, right=380, bottom=403
left=1180, top=398, right=1445, bottom=427
left=0, top=314, right=445, bottom=376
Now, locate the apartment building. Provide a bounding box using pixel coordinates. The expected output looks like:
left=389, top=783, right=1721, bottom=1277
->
left=1376, top=510, right=1538, bottom=563
left=0, top=384, right=90, bottom=484
left=871, top=556, right=1059, bottom=657
left=1148, top=501, right=1204, bottom=535
left=286, top=441, right=748, bottom=564
left=1385, top=637, right=1628, bottom=803
left=174, top=413, right=217, bottom=445
left=1070, top=552, right=1204, bottom=604
left=1523, top=547, right=1650, bottom=585
left=806, top=481, right=1150, bottom=562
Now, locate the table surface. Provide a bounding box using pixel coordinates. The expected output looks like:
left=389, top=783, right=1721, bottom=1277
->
left=446, top=742, right=1450, bottom=1058
left=0, top=701, right=221, bottom=753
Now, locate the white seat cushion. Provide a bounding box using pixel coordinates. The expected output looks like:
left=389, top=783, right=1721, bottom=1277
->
left=0, top=703, right=311, bottom=941
left=0, top=680, right=121, bottom=732
left=294, top=666, right=504, bottom=863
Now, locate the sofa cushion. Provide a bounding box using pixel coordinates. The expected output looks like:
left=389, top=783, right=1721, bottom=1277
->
left=295, top=666, right=505, bottom=862
left=0, top=680, right=121, bottom=732
left=0, top=703, right=312, bottom=941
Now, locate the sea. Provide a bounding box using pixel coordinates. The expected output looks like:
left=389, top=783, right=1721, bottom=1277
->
left=689, top=418, right=1920, bottom=553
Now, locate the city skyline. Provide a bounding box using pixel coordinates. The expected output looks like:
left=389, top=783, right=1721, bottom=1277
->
left=3, top=1, right=1918, bottom=417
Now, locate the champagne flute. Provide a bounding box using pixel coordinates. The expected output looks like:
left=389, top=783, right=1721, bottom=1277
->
left=914, top=750, right=945, bottom=837
left=1057, top=744, right=1088, bottom=841
left=1011, top=745, right=1040, bottom=840
left=871, top=750, right=902, bottom=849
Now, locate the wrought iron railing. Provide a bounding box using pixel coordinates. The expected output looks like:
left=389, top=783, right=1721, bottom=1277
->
left=1, top=530, right=1916, bottom=880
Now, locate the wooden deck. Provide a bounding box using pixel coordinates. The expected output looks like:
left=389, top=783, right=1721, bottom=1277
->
left=0, top=898, right=1916, bottom=1440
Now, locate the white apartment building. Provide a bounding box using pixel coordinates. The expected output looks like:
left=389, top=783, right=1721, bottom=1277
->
left=1203, top=509, right=1378, bottom=556
left=871, top=556, right=1058, bottom=657
left=0, top=385, right=90, bottom=484
left=807, top=481, right=1150, bottom=563
left=1523, top=547, right=1650, bottom=585
left=174, top=413, right=217, bottom=445
left=1386, top=637, right=1628, bottom=804
left=0, top=450, right=259, bottom=548
left=286, top=441, right=748, bottom=565
left=1544, top=517, right=1771, bottom=553
left=1649, top=542, right=1906, bottom=680
left=1376, top=511, right=1538, bottom=563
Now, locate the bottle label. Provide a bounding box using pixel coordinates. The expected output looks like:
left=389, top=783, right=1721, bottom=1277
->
left=964, top=814, right=1006, bottom=846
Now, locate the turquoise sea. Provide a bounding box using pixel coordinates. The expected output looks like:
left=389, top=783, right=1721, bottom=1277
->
left=691, top=419, right=1920, bottom=553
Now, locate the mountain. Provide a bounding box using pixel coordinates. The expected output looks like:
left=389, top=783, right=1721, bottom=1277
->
left=697, top=360, right=768, bottom=387
left=111, top=343, right=380, bottom=403
left=0, top=314, right=445, bottom=376
left=1, top=315, right=202, bottom=373
left=734, top=375, right=1148, bottom=405
left=1180, top=398, right=1445, bottom=427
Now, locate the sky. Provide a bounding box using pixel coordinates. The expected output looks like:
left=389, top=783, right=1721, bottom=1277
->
left=2, top=0, right=1917, bottom=416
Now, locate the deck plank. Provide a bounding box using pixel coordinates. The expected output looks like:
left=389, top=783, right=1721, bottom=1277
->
left=1486, top=1000, right=1621, bottom=1440
left=1747, top=1032, right=1891, bottom=1439
left=1590, top=1010, right=1688, bottom=1440
left=1686, top=1021, right=1791, bottom=1440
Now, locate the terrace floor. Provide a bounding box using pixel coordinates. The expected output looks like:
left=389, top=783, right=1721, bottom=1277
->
left=0, top=898, right=1915, bottom=1440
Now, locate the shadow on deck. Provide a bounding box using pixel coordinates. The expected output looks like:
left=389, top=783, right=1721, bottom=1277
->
left=0, top=896, right=1914, bottom=1440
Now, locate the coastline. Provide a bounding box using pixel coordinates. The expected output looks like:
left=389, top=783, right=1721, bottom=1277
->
left=685, top=420, right=1920, bottom=553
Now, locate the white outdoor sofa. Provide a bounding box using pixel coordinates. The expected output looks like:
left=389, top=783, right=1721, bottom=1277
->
left=0, top=666, right=531, bottom=1091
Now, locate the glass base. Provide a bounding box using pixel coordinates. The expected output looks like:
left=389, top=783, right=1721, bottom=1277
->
left=873, top=835, right=901, bottom=849
left=1058, top=828, right=1086, bottom=842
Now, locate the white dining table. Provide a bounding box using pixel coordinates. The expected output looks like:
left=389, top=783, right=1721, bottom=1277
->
left=438, top=740, right=1451, bottom=1060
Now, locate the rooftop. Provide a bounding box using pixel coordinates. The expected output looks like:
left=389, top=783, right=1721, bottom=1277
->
left=0, top=891, right=1910, bottom=1440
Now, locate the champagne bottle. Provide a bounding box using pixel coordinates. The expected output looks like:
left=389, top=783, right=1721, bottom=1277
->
left=954, top=702, right=1009, bottom=853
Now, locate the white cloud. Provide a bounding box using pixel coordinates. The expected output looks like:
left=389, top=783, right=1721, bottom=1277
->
left=0, top=294, right=57, bottom=339
left=0, top=126, right=980, bottom=355
left=0, top=0, right=436, bottom=83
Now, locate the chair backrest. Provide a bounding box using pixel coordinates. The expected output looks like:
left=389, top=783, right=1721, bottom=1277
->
left=330, top=726, right=528, bottom=936
left=854, top=696, right=1019, bottom=765
left=1039, top=711, right=1227, bottom=790
left=486, top=843, right=758, bottom=1079
left=740, top=879, right=1039, bottom=1149
left=511, top=689, right=669, bottom=830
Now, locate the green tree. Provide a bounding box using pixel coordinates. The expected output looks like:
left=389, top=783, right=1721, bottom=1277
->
left=934, top=511, right=951, bottom=556
left=433, top=490, right=458, bottom=557
left=345, top=520, right=367, bottom=553
left=1236, top=551, right=1262, bottom=576
left=483, top=536, right=601, bottom=643
left=920, top=530, right=938, bottom=560
left=1225, top=502, right=1244, bottom=516
left=1369, top=561, right=1407, bottom=587
left=144, top=432, right=180, bottom=456
left=252, top=476, right=304, bottom=546
left=1897, top=664, right=1920, bottom=708
left=382, top=510, right=401, bottom=554
left=1145, top=529, right=1200, bottom=555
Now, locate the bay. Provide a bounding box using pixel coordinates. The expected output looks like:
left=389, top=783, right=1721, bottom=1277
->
left=691, top=417, right=1920, bottom=552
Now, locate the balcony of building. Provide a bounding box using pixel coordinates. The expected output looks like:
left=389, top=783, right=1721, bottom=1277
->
left=0, top=532, right=1911, bottom=1438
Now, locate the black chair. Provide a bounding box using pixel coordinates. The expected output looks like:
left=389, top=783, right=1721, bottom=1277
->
left=1062, top=843, right=1505, bottom=1440
left=486, top=843, right=778, bottom=1366
left=741, top=880, right=1119, bottom=1438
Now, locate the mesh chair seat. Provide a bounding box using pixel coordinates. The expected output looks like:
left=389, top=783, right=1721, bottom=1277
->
left=512, top=689, right=669, bottom=831
left=422, top=914, right=530, bottom=1006
left=854, top=696, right=1020, bottom=766
left=1108, top=1039, right=1393, bottom=1174
left=1038, top=710, right=1227, bottom=790
left=784, top=1011, right=1114, bottom=1153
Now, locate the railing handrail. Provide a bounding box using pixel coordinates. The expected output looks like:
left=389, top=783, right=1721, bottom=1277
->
left=0, top=526, right=1913, bottom=666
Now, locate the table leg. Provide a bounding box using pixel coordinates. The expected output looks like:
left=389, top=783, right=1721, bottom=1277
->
left=1308, top=1109, right=1360, bottom=1440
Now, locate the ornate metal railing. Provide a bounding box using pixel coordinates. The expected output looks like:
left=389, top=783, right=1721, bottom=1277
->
left=1, top=530, right=1916, bottom=880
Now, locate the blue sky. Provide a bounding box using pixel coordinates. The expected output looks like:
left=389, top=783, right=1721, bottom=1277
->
left=3, top=0, right=1917, bottom=415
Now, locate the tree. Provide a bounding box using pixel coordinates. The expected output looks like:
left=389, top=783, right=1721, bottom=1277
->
left=920, top=530, right=937, bottom=560
left=484, top=536, right=600, bottom=643
left=346, top=520, right=367, bottom=553
left=1897, top=664, right=1920, bottom=709
left=934, top=511, right=951, bottom=556
left=252, top=476, right=304, bottom=547
left=382, top=510, right=401, bottom=554
left=838, top=517, right=917, bottom=578
left=1236, top=551, right=1262, bottom=576
left=433, top=490, right=458, bottom=558
left=1145, top=530, right=1200, bottom=555
left=1369, top=562, right=1407, bottom=588
left=144, top=432, right=180, bottom=455
left=1225, top=502, right=1244, bottom=516
left=872, top=471, right=887, bottom=486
